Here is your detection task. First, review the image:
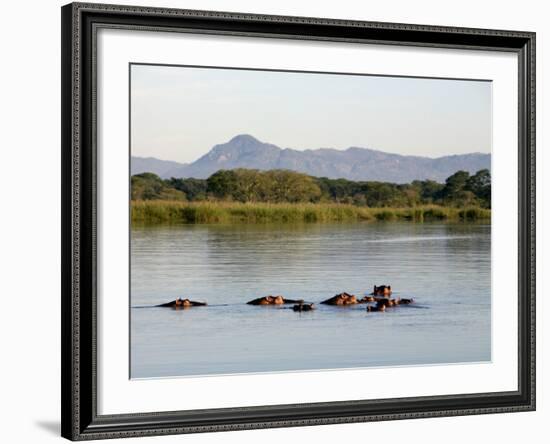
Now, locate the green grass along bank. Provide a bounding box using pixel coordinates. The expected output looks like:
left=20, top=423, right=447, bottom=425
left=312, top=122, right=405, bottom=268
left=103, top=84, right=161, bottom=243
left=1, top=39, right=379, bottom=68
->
left=131, top=201, right=491, bottom=224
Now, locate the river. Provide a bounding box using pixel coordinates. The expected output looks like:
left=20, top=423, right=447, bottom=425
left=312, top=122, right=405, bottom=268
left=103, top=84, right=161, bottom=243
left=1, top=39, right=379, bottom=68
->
left=130, top=222, right=491, bottom=378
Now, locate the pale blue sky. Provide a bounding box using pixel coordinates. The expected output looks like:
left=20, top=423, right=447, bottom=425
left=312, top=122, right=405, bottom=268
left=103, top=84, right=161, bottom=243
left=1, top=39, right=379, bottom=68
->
left=131, top=64, right=491, bottom=164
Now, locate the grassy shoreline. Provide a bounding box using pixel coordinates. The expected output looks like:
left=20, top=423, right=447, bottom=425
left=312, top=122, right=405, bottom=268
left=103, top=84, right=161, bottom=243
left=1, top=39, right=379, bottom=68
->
left=131, top=200, right=491, bottom=224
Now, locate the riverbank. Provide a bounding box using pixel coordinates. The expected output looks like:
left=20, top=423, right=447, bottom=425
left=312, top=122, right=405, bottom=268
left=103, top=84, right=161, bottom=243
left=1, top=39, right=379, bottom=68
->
left=131, top=200, right=491, bottom=224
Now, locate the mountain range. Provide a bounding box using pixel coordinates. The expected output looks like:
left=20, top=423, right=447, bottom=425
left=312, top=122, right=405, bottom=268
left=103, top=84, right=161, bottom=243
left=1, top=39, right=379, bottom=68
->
left=131, top=134, right=491, bottom=183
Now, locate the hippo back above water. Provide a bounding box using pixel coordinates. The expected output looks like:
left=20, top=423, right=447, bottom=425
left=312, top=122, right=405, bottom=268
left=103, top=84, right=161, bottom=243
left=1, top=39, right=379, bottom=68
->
left=320, top=292, right=358, bottom=305
left=157, top=298, right=207, bottom=308
left=247, top=295, right=302, bottom=305
left=292, top=302, right=315, bottom=312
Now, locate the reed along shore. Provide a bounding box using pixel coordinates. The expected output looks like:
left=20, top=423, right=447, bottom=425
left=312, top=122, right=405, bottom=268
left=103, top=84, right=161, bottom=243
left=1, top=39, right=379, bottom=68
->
left=131, top=200, right=491, bottom=224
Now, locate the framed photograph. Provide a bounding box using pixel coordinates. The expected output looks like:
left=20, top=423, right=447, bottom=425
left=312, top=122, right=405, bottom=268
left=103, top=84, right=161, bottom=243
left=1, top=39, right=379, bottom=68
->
left=61, top=2, right=536, bottom=440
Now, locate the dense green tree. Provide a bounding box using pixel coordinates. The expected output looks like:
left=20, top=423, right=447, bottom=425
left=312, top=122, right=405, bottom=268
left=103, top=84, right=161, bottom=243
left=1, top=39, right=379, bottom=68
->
left=442, top=170, right=470, bottom=196
left=439, top=170, right=478, bottom=206
left=131, top=168, right=491, bottom=208
left=264, top=170, right=321, bottom=203
left=466, top=169, right=491, bottom=207
left=206, top=169, right=321, bottom=203
left=168, top=177, right=207, bottom=201
left=411, top=179, right=445, bottom=203
left=131, top=173, right=186, bottom=201
left=206, top=170, right=239, bottom=199
left=233, top=169, right=265, bottom=202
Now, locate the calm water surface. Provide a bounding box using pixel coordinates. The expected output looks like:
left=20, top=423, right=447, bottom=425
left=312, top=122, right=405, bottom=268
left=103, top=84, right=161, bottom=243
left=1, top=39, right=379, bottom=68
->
left=131, top=222, right=491, bottom=378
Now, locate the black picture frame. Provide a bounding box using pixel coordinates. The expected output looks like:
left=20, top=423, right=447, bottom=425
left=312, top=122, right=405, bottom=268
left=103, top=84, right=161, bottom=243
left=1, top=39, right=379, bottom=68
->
left=61, top=2, right=536, bottom=440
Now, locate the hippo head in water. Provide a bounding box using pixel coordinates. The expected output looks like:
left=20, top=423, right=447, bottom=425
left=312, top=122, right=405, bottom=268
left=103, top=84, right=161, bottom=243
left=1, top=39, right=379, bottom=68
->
left=260, top=296, right=274, bottom=305
left=397, top=298, right=414, bottom=305
left=157, top=298, right=207, bottom=308
left=293, top=302, right=315, bottom=312
left=375, top=298, right=399, bottom=308
left=247, top=295, right=303, bottom=305
left=320, top=292, right=358, bottom=306
left=372, top=285, right=392, bottom=296
left=359, top=295, right=375, bottom=303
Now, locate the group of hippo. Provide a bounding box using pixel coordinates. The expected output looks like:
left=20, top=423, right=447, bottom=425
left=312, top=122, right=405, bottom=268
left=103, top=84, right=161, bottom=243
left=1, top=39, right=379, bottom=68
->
left=156, top=285, right=414, bottom=313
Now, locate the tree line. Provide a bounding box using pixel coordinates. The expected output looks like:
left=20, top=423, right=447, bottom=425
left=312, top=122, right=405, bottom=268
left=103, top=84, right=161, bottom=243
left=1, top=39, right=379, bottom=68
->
left=131, top=168, right=491, bottom=208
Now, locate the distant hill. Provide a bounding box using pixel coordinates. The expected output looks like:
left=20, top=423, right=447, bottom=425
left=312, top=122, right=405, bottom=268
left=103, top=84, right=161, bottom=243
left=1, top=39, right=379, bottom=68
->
left=131, top=134, right=490, bottom=183
left=131, top=156, right=187, bottom=178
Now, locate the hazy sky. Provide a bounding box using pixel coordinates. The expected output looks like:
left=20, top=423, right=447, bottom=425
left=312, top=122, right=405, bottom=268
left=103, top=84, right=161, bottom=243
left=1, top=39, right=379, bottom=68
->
left=131, top=64, right=492, bottom=164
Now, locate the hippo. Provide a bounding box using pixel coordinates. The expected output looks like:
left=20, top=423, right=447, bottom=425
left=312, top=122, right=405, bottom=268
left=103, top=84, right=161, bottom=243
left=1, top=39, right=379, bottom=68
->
left=396, top=298, right=414, bottom=305
left=374, top=298, right=397, bottom=307
left=293, top=302, right=315, bottom=312
left=371, top=285, right=392, bottom=296
left=246, top=295, right=302, bottom=305
left=157, top=298, right=207, bottom=308
left=320, top=292, right=358, bottom=306
left=367, top=304, right=386, bottom=312
left=358, top=295, right=376, bottom=303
